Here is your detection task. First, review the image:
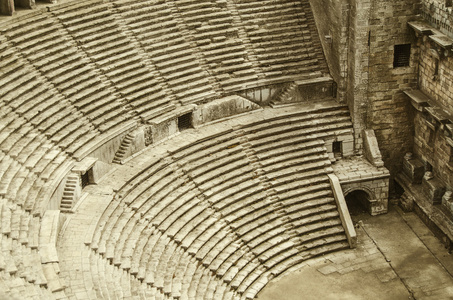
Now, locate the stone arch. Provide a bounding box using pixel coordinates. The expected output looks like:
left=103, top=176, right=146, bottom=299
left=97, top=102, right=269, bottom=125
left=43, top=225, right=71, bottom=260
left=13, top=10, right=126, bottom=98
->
left=343, top=186, right=376, bottom=216
left=343, top=186, right=376, bottom=201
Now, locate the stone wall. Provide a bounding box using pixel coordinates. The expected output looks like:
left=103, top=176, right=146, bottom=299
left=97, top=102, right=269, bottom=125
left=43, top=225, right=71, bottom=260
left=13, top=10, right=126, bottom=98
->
left=410, top=16, right=453, bottom=189
left=418, top=41, right=453, bottom=114
left=0, top=0, right=14, bottom=15
left=346, top=0, right=371, bottom=153
left=309, top=0, right=349, bottom=102
left=421, top=0, right=453, bottom=38
left=413, top=111, right=453, bottom=187
left=311, top=0, right=420, bottom=175
left=359, top=0, right=419, bottom=177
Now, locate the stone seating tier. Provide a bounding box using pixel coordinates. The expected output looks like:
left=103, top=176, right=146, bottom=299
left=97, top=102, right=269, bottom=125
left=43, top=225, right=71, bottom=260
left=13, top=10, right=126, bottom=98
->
left=0, top=0, right=336, bottom=297
left=87, top=102, right=352, bottom=299
left=0, top=0, right=330, bottom=183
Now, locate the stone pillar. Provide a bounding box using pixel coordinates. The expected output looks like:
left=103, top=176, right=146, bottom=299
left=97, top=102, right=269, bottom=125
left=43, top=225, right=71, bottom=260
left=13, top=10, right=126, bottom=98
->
left=0, top=0, right=15, bottom=16
left=346, top=0, right=371, bottom=154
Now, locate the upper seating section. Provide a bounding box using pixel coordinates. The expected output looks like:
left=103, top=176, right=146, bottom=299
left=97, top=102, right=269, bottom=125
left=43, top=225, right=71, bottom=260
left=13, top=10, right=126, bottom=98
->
left=171, top=0, right=261, bottom=92
left=0, top=0, right=331, bottom=213
left=1, top=0, right=329, bottom=108
left=234, top=0, right=328, bottom=80
left=0, top=10, right=131, bottom=135
left=51, top=0, right=175, bottom=121
left=112, top=0, right=220, bottom=106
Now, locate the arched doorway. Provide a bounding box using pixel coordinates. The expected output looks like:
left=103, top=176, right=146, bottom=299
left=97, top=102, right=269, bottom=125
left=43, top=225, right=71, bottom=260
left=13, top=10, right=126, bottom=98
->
left=345, top=190, right=370, bottom=220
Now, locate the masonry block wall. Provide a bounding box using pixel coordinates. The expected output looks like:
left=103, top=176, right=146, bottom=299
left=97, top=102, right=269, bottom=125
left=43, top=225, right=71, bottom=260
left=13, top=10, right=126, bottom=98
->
left=421, top=0, right=453, bottom=38
left=413, top=111, right=453, bottom=186
left=310, top=0, right=420, bottom=170
left=342, top=0, right=418, bottom=178
left=309, top=0, right=349, bottom=102
left=418, top=40, right=453, bottom=112
left=413, top=35, right=453, bottom=187
left=366, top=0, right=420, bottom=177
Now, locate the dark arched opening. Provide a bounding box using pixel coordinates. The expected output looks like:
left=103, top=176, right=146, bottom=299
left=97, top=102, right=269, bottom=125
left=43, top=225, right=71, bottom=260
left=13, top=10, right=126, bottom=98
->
left=345, top=190, right=370, bottom=219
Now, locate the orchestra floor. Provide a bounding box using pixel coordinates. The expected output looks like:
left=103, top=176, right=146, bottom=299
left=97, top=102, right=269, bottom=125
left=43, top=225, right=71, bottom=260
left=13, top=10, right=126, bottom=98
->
left=257, top=204, right=453, bottom=300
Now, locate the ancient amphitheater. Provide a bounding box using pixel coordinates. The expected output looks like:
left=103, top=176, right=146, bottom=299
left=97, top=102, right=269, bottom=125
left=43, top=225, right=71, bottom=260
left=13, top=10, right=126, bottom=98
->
left=1, top=0, right=453, bottom=299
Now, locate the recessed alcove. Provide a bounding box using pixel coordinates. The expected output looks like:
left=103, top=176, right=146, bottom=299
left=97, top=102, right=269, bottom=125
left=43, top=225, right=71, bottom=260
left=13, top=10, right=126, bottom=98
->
left=178, top=113, right=193, bottom=132
left=345, top=190, right=370, bottom=218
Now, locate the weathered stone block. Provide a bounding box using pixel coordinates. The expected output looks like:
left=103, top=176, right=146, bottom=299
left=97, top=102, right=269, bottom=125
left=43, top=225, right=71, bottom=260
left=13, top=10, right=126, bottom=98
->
left=402, top=155, right=425, bottom=184
left=422, top=174, right=446, bottom=204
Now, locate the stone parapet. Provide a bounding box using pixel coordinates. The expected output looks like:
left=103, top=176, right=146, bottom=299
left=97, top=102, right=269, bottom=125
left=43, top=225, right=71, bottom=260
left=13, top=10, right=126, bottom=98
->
left=328, top=173, right=357, bottom=248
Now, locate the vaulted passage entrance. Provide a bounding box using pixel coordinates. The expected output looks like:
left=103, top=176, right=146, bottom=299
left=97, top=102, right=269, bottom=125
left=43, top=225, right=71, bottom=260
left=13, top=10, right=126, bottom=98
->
left=345, top=190, right=370, bottom=219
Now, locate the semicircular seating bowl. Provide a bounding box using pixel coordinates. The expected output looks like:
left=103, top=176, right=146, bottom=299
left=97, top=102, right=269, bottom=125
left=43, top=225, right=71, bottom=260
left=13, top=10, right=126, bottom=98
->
left=88, top=104, right=353, bottom=299
left=0, top=0, right=339, bottom=298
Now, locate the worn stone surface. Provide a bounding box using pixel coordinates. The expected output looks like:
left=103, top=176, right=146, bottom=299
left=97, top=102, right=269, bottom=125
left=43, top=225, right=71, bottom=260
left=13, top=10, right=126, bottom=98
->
left=257, top=205, right=453, bottom=300
left=1, top=0, right=453, bottom=299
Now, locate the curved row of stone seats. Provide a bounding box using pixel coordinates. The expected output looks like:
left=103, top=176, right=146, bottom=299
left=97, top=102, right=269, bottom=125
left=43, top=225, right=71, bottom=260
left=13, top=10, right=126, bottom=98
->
left=174, top=105, right=350, bottom=297
left=50, top=0, right=172, bottom=122
left=235, top=0, right=328, bottom=79
left=89, top=104, right=351, bottom=299
left=1, top=8, right=132, bottom=134
left=0, top=34, right=98, bottom=158
left=112, top=0, right=218, bottom=106
left=0, top=117, right=74, bottom=216
left=228, top=104, right=352, bottom=296
left=0, top=271, right=56, bottom=300
left=87, top=251, right=165, bottom=300
left=90, top=129, right=247, bottom=298
left=1, top=0, right=330, bottom=123
left=173, top=0, right=259, bottom=92
left=0, top=198, right=68, bottom=300
left=0, top=198, right=40, bottom=249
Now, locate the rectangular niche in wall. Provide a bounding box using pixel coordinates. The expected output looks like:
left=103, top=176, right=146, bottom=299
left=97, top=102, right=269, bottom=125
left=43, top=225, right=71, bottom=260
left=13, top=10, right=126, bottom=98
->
left=393, top=44, right=411, bottom=68
left=333, top=141, right=343, bottom=158
left=178, top=112, right=193, bottom=131
left=81, top=171, right=90, bottom=189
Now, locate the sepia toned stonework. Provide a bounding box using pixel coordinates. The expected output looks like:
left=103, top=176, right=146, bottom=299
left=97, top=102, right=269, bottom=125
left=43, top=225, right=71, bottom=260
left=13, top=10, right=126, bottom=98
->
left=0, top=0, right=452, bottom=299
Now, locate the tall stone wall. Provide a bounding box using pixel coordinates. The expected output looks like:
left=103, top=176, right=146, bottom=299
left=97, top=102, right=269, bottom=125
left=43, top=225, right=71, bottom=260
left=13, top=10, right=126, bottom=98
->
left=346, top=0, right=371, bottom=153
left=309, top=0, right=349, bottom=102
left=413, top=31, right=453, bottom=187
left=362, top=0, right=419, bottom=177
left=421, top=0, right=453, bottom=38
left=310, top=0, right=420, bottom=171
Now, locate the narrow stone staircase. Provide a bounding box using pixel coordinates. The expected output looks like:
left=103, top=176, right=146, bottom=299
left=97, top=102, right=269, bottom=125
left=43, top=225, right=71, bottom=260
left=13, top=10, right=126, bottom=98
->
left=60, top=175, right=78, bottom=212
left=270, top=82, right=298, bottom=107
left=112, top=132, right=134, bottom=164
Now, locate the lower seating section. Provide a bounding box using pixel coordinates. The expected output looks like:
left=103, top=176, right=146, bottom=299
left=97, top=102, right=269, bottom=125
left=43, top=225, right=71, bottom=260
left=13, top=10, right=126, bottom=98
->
left=89, top=103, right=353, bottom=299
left=0, top=197, right=64, bottom=299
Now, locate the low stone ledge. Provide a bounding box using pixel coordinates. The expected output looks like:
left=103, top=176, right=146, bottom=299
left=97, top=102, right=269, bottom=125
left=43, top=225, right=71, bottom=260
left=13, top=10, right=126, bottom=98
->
left=328, top=174, right=357, bottom=248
